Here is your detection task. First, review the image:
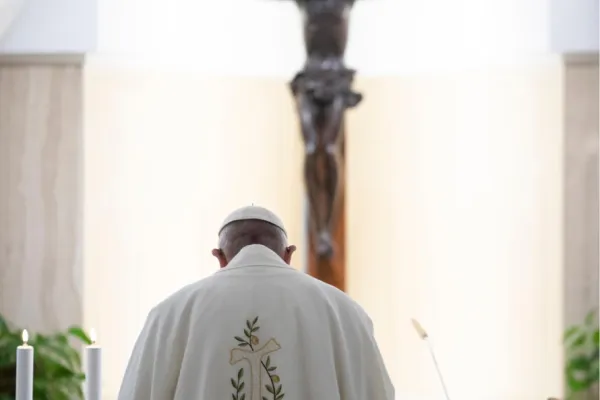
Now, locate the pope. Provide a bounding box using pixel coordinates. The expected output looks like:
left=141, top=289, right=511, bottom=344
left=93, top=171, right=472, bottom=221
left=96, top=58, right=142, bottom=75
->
left=117, top=205, right=394, bottom=400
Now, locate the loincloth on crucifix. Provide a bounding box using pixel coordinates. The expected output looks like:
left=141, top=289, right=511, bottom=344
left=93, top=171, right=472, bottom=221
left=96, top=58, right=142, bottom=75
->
left=290, top=68, right=362, bottom=108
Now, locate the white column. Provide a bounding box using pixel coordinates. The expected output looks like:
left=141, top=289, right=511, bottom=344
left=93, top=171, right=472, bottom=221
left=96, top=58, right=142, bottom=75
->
left=346, top=59, right=564, bottom=400
left=83, top=64, right=303, bottom=398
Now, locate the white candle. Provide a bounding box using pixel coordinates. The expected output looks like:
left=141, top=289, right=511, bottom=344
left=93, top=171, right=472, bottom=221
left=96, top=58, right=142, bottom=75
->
left=85, top=329, right=102, bottom=400
left=16, top=329, right=33, bottom=400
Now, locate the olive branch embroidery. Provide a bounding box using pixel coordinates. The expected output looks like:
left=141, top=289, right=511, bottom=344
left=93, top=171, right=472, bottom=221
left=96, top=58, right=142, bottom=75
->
left=230, top=316, right=285, bottom=400
left=234, top=316, right=260, bottom=348
left=231, top=367, right=246, bottom=400
left=262, top=354, right=284, bottom=400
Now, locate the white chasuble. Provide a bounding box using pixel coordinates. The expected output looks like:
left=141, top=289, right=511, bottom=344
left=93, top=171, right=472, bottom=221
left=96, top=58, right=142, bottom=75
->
left=117, top=245, right=394, bottom=400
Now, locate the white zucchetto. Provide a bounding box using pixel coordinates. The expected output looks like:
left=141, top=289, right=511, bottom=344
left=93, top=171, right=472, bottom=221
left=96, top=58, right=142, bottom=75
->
left=218, top=205, right=287, bottom=236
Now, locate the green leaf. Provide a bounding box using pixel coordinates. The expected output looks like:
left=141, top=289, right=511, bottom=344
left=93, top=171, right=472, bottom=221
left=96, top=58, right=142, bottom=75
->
left=232, top=394, right=237, bottom=400
left=266, top=384, right=275, bottom=394
left=566, top=332, right=587, bottom=350
left=564, top=326, right=580, bottom=341
left=40, top=335, right=82, bottom=370
left=265, top=356, right=271, bottom=368
left=566, top=355, right=591, bottom=392
left=276, top=394, right=285, bottom=400
left=585, top=309, right=597, bottom=326
left=231, top=378, right=237, bottom=389
left=240, top=394, right=245, bottom=400
left=234, top=336, right=245, bottom=343
left=588, top=350, right=599, bottom=383
left=268, top=366, right=276, bottom=372
left=252, top=316, right=259, bottom=325
left=593, top=329, right=599, bottom=346
left=238, top=342, right=249, bottom=347
left=238, top=368, right=244, bottom=379
left=47, top=381, right=79, bottom=400
left=55, top=333, right=68, bottom=344
left=0, top=333, right=21, bottom=368
left=0, top=315, right=9, bottom=333
left=35, top=344, right=79, bottom=374
left=246, top=320, right=252, bottom=330
left=238, top=382, right=245, bottom=392
left=263, top=397, right=269, bottom=400
left=244, top=329, right=251, bottom=338
left=276, top=384, right=282, bottom=395
left=67, top=327, right=92, bottom=345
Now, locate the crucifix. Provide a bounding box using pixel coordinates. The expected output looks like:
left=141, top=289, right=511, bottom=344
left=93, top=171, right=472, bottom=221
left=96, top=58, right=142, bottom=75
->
left=284, top=0, right=364, bottom=291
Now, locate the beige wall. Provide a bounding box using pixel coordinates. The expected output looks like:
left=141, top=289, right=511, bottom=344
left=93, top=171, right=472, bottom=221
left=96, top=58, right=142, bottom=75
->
left=346, top=58, right=565, bottom=400
left=83, top=63, right=305, bottom=397
left=0, top=58, right=83, bottom=332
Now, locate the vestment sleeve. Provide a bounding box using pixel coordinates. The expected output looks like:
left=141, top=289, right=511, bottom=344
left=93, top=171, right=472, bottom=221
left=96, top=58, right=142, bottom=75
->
left=364, top=316, right=396, bottom=400
left=117, top=308, right=178, bottom=400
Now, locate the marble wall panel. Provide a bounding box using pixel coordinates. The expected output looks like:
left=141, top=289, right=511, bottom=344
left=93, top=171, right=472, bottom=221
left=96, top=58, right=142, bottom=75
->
left=563, top=54, right=599, bottom=327
left=0, top=56, right=83, bottom=332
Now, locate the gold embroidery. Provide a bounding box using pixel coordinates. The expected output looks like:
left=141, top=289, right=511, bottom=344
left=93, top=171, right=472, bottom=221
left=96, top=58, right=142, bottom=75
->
left=229, top=317, right=285, bottom=400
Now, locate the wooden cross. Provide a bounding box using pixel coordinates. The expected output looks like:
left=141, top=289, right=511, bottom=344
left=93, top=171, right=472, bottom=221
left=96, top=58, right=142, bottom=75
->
left=307, top=132, right=347, bottom=291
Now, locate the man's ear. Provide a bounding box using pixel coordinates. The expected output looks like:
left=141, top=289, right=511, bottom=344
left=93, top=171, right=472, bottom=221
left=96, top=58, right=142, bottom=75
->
left=211, top=248, right=228, bottom=268
left=283, top=245, right=297, bottom=265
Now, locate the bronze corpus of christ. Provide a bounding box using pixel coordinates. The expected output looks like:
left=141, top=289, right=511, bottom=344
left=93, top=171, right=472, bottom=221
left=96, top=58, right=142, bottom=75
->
left=263, top=0, right=367, bottom=290
left=285, top=0, right=364, bottom=264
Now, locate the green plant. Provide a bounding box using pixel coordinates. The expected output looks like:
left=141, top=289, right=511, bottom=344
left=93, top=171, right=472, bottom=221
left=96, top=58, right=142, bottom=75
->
left=0, top=314, right=91, bottom=400
left=564, top=309, right=599, bottom=399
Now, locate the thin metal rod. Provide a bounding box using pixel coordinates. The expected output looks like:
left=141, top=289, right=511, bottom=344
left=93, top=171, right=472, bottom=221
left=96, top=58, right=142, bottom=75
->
left=426, top=339, right=451, bottom=400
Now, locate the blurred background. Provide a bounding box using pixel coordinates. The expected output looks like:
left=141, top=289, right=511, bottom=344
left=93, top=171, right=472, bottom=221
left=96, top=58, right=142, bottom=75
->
left=0, top=0, right=597, bottom=399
